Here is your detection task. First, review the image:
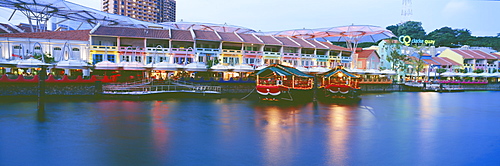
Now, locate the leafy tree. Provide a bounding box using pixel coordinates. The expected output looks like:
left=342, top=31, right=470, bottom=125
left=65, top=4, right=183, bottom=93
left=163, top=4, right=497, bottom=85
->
left=427, top=27, right=472, bottom=47
left=396, top=21, right=426, bottom=39
left=386, top=25, right=400, bottom=37
left=383, top=39, right=408, bottom=73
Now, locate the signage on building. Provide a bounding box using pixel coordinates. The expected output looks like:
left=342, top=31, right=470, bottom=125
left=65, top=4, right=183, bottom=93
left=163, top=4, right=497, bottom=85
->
left=398, top=35, right=435, bottom=46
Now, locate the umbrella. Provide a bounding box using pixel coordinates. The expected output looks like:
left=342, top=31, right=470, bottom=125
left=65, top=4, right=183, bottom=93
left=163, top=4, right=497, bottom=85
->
left=184, top=62, right=207, bottom=72
left=119, top=61, right=146, bottom=71
left=229, top=64, right=254, bottom=72
left=152, top=62, right=183, bottom=71
left=94, top=61, right=121, bottom=70
left=210, top=64, right=231, bottom=72
left=55, top=59, right=90, bottom=69
left=16, top=58, right=52, bottom=68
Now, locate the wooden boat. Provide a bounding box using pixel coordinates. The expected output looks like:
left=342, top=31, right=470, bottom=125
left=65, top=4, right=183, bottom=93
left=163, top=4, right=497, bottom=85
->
left=255, top=64, right=314, bottom=101
left=319, top=66, right=361, bottom=100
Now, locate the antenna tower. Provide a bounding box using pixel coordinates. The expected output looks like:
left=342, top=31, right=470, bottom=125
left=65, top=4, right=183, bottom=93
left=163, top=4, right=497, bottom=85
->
left=402, top=0, right=412, bottom=23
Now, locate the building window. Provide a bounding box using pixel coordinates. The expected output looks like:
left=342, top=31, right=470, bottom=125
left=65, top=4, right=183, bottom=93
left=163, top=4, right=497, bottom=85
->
left=72, top=48, right=80, bottom=51
left=107, top=55, right=116, bottom=62
left=53, top=47, right=62, bottom=51
left=93, top=54, right=103, bottom=64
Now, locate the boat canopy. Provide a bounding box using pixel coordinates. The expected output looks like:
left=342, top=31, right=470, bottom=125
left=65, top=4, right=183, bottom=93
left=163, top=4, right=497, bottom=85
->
left=256, top=64, right=313, bottom=78
left=322, top=66, right=360, bottom=78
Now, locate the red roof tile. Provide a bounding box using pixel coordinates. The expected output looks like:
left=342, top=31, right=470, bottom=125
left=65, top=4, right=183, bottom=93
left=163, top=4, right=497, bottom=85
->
left=218, top=32, right=242, bottom=42
left=274, top=37, right=299, bottom=47
left=357, top=50, right=377, bottom=59
left=92, top=26, right=170, bottom=39
left=319, top=41, right=350, bottom=51
left=452, top=49, right=497, bottom=59
left=193, top=30, right=220, bottom=41
left=423, top=59, right=440, bottom=65
left=290, top=38, right=314, bottom=48
left=0, top=30, right=90, bottom=41
left=306, top=40, right=329, bottom=49
left=257, top=35, right=281, bottom=45
left=0, top=23, right=23, bottom=33
left=433, top=57, right=461, bottom=66
left=238, top=34, right=263, bottom=44
left=171, top=29, right=193, bottom=41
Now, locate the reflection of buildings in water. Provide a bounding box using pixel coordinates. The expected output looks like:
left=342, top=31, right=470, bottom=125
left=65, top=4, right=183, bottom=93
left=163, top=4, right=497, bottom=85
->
left=417, top=93, right=440, bottom=164
left=94, top=100, right=157, bottom=164
left=150, top=101, right=171, bottom=157
left=253, top=106, right=301, bottom=166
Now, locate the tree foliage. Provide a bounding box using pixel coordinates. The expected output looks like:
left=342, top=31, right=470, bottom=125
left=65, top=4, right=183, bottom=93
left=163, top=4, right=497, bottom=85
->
left=386, top=21, right=500, bottom=51
left=386, top=21, right=426, bottom=39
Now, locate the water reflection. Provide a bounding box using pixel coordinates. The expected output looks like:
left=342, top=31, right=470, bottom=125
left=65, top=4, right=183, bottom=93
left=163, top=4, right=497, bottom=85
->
left=253, top=103, right=305, bottom=166
left=150, top=101, right=170, bottom=160
left=417, top=92, right=440, bottom=164
left=2, top=92, right=500, bottom=165
left=324, top=104, right=355, bottom=165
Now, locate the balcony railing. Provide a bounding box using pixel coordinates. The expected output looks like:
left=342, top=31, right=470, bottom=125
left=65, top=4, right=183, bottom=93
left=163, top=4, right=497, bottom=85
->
left=221, top=49, right=242, bottom=54
left=282, top=53, right=299, bottom=57
left=91, top=45, right=117, bottom=50
left=170, top=48, right=195, bottom=54
left=146, top=47, right=170, bottom=52
left=316, top=55, right=329, bottom=60
left=301, top=54, right=315, bottom=58
left=196, top=48, right=220, bottom=53
left=263, top=52, right=281, bottom=57
left=243, top=50, right=263, bottom=55
left=118, top=46, right=145, bottom=52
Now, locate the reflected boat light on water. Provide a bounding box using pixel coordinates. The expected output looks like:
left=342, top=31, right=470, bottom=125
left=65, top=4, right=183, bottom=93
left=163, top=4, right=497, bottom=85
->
left=326, top=105, right=351, bottom=165
left=1, top=92, right=500, bottom=165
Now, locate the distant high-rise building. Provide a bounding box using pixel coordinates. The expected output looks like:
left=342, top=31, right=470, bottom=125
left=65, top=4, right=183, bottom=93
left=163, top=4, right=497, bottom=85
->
left=102, top=0, right=176, bottom=23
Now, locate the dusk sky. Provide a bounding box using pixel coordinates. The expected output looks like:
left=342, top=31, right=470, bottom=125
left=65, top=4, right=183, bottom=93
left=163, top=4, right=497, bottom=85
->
left=1, top=0, right=498, bottom=36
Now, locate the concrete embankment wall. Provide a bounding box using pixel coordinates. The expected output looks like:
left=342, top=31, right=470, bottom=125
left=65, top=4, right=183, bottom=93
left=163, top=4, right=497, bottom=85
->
left=0, top=83, right=98, bottom=98
left=1, top=83, right=499, bottom=99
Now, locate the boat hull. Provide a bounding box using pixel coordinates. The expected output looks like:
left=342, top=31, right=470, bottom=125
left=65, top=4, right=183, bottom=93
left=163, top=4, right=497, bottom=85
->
left=256, top=85, right=313, bottom=102
left=320, top=84, right=361, bottom=100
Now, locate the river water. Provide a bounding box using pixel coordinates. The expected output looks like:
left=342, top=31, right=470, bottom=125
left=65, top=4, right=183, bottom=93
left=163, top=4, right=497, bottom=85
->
left=1, top=92, right=499, bottom=165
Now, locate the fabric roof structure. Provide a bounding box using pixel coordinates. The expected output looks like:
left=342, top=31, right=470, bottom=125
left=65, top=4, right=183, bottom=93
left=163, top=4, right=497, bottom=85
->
left=0, top=0, right=171, bottom=30
left=159, top=22, right=256, bottom=33
left=314, top=25, right=395, bottom=43
left=258, top=25, right=395, bottom=43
